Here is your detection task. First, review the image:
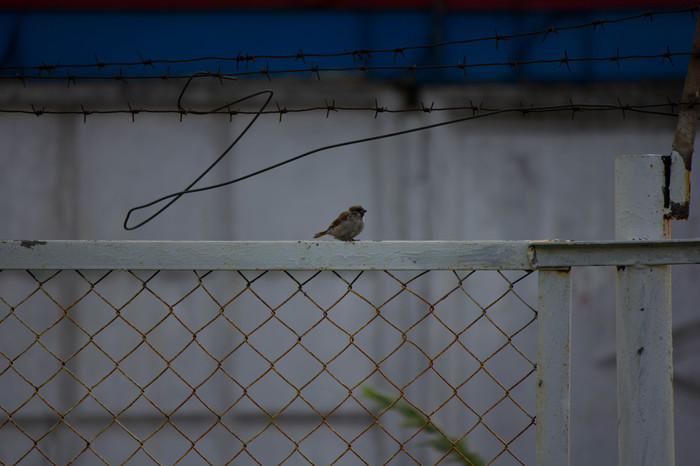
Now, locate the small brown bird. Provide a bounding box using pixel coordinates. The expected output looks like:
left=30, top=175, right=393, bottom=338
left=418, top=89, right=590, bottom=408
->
left=314, top=205, right=367, bottom=241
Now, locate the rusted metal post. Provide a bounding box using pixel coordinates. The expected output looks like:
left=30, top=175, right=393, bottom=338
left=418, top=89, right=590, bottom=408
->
left=615, top=155, right=674, bottom=466
left=535, top=269, right=571, bottom=466
left=668, top=13, right=700, bottom=219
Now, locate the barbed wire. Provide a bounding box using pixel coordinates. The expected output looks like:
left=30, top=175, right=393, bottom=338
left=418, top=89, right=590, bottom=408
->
left=1, top=100, right=688, bottom=122
left=1, top=6, right=695, bottom=78
left=123, top=74, right=688, bottom=229
left=4, top=49, right=689, bottom=84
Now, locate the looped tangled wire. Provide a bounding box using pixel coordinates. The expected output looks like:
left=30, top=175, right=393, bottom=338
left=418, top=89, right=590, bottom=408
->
left=122, top=86, right=684, bottom=230
left=123, top=74, right=272, bottom=230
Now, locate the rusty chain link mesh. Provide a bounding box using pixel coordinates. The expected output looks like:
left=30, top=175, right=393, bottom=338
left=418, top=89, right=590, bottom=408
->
left=0, top=268, right=537, bottom=465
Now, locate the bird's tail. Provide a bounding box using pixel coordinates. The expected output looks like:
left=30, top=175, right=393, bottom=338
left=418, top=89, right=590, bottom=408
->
left=313, top=231, right=325, bottom=238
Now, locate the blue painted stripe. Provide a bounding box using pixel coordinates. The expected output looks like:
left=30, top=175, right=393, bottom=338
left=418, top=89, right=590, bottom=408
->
left=0, top=9, right=693, bottom=81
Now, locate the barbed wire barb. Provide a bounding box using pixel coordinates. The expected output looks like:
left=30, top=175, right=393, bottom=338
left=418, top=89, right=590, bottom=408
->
left=94, top=53, right=106, bottom=75
left=559, top=50, right=571, bottom=71
left=296, top=47, right=306, bottom=64
left=663, top=45, right=675, bottom=65
left=138, top=51, right=155, bottom=69
left=542, top=26, right=559, bottom=42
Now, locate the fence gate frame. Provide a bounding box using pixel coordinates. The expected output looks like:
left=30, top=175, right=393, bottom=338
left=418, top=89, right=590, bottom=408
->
left=2, top=237, right=700, bottom=465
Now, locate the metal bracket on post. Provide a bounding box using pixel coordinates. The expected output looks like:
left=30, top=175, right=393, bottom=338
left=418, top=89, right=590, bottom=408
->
left=615, top=155, right=674, bottom=466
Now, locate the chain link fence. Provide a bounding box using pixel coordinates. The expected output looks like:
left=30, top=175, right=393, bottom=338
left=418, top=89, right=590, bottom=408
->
left=1, top=266, right=537, bottom=465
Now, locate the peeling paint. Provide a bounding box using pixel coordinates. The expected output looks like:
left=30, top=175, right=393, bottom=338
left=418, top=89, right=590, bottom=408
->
left=19, top=240, right=46, bottom=249
left=667, top=200, right=690, bottom=219
left=527, top=246, right=537, bottom=266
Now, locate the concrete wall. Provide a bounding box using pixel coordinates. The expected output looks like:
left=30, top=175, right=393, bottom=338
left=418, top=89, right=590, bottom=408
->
left=1, top=78, right=699, bottom=464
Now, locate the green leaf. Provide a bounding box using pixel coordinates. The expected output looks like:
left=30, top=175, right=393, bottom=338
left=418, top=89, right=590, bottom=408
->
left=361, top=386, right=485, bottom=466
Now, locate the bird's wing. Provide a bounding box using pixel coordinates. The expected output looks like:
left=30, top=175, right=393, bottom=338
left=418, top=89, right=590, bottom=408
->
left=326, top=211, right=350, bottom=230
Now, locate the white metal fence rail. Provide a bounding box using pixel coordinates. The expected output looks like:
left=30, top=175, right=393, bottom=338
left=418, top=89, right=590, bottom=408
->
left=2, top=239, right=699, bottom=465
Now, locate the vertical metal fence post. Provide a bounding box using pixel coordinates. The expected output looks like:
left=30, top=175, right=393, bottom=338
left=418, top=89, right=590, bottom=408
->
left=615, top=155, right=674, bottom=466
left=536, top=268, right=572, bottom=466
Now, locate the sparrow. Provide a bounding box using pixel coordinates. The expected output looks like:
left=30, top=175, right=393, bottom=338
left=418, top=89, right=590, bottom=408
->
left=313, top=205, right=367, bottom=241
